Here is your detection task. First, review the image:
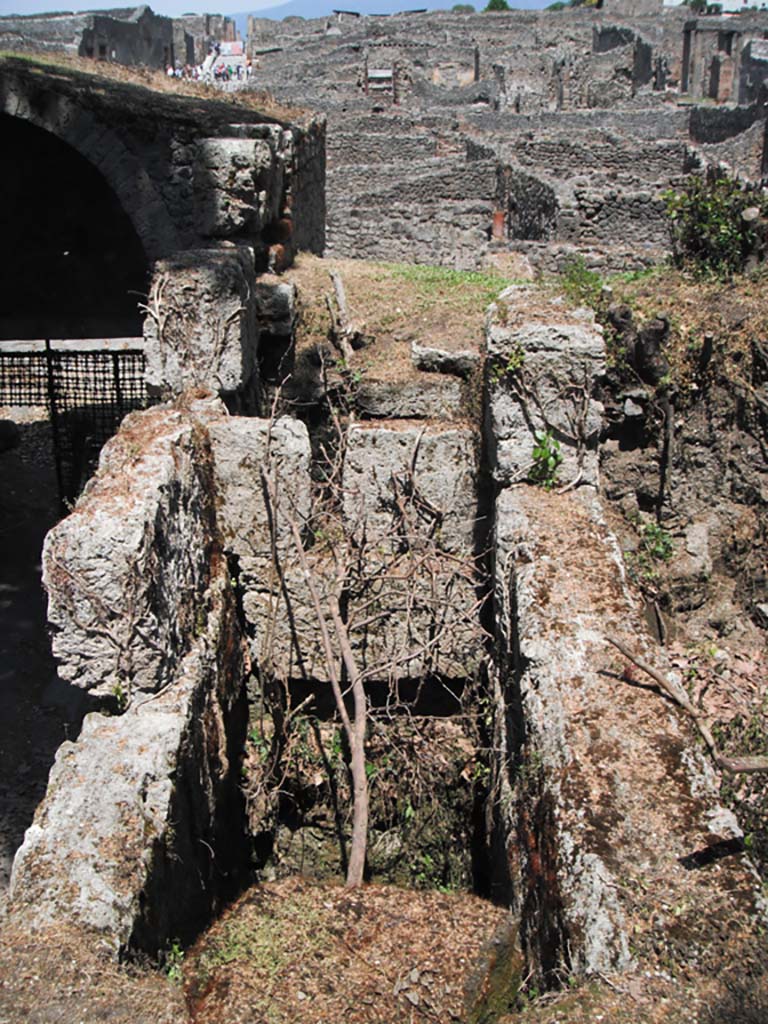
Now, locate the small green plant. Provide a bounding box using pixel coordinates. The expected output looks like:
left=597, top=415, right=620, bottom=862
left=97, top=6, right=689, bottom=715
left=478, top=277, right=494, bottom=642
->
left=484, top=0, right=509, bottom=9
left=529, top=430, right=563, bottom=490
left=559, top=255, right=604, bottom=310
left=111, top=681, right=128, bottom=713
left=248, top=729, right=270, bottom=763
left=626, top=520, right=675, bottom=590
left=165, top=939, right=184, bottom=985
left=489, top=342, right=525, bottom=383
left=639, top=521, right=674, bottom=563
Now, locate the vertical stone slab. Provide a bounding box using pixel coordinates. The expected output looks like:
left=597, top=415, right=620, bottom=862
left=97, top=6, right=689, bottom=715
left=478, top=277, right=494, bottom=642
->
left=42, top=395, right=224, bottom=700
left=143, top=247, right=259, bottom=403
left=12, top=395, right=250, bottom=954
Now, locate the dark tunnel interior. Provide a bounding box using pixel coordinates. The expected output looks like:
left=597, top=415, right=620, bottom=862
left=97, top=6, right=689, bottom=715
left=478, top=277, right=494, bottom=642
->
left=0, top=114, right=149, bottom=340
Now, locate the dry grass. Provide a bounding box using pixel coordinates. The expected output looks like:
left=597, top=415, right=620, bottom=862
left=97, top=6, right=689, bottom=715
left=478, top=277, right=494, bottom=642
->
left=0, top=918, right=187, bottom=1024
left=601, top=264, right=768, bottom=395
left=184, top=877, right=512, bottom=1024
left=0, top=50, right=309, bottom=124
left=285, top=254, right=520, bottom=385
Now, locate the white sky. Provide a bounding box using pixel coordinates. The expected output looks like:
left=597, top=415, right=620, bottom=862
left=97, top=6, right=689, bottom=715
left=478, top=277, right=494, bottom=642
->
left=0, top=1, right=282, bottom=16
left=0, top=0, right=552, bottom=20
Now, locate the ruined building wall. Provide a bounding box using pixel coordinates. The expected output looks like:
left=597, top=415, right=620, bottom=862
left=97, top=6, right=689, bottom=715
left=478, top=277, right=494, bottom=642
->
left=245, top=6, right=765, bottom=273
left=0, top=59, right=325, bottom=270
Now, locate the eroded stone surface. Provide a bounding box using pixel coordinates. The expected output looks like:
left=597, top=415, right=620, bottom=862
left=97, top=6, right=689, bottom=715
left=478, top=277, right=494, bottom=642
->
left=486, top=286, right=605, bottom=488
left=11, top=396, right=249, bottom=953
left=492, top=485, right=764, bottom=979
left=144, top=248, right=259, bottom=401
left=43, top=395, right=224, bottom=699
left=10, top=569, right=248, bottom=953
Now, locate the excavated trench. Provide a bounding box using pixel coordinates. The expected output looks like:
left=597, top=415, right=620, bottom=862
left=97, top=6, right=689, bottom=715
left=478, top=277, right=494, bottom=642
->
left=234, top=375, right=503, bottom=901
left=6, top=252, right=767, bottom=1024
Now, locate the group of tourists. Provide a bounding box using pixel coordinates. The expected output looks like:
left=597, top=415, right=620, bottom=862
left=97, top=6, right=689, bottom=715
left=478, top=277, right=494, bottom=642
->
left=165, top=41, right=256, bottom=87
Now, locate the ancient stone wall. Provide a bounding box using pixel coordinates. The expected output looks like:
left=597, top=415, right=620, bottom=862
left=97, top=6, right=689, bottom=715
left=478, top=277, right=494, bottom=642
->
left=244, top=6, right=765, bottom=272
left=0, top=8, right=175, bottom=69
left=11, top=280, right=765, bottom=987
left=483, top=286, right=765, bottom=983
left=0, top=59, right=325, bottom=268
left=10, top=395, right=250, bottom=953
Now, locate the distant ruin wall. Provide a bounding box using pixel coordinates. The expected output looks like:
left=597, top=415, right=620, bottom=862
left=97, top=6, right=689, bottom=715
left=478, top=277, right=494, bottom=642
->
left=689, top=103, right=768, bottom=179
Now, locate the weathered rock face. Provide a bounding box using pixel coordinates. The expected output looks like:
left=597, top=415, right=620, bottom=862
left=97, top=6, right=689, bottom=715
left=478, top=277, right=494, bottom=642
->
left=212, top=417, right=485, bottom=685
left=486, top=285, right=606, bottom=489
left=355, top=378, right=463, bottom=420
left=340, top=423, right=485, bottom=683
left=43, top=396, right=223, bottom=700
left=10, top=574, right=247, bottom=954
left=12, top=395, right=250, bottom=953
left=194, top=131, right=286, bottom=239
left=343, top=423, right=478, bottom=554
left=144, top=248, right=260, bottom=405
left=490, top=485, right=764, bottom=981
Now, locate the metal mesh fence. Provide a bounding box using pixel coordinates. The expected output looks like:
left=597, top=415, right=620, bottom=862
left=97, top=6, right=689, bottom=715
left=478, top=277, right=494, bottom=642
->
left=0, top=344, right=147, bottom=504
left=0, top=352, right=50, bottom=406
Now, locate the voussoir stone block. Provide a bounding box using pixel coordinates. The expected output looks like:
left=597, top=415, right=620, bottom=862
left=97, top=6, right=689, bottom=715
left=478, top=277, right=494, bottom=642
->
left=194, top=135, right=284, bottom=237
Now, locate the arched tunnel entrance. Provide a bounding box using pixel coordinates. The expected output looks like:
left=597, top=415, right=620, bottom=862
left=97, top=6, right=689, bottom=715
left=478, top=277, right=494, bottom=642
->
left=0, top=113, right=151, bottom=901
left=0, top=113, right=149, bottom=340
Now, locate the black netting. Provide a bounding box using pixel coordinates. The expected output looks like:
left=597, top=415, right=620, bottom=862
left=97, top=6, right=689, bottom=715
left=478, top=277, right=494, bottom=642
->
left=0, top=346, right=147, bottom=503
left=0, top=352, right=49, bottom=405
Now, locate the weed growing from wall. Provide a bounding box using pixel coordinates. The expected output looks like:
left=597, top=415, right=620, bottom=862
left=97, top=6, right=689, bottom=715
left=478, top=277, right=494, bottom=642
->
left=529, top=430, right=562, bottom=490
left=559, top=256, right=604, bottom=310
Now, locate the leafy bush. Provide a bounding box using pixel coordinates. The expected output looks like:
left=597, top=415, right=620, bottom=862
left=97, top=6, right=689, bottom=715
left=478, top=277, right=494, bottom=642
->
left=663, top=170, right=768, bottom=279
left=484, top=0, right=510, bottom=10
left=452, top=3, right=476, bottom=10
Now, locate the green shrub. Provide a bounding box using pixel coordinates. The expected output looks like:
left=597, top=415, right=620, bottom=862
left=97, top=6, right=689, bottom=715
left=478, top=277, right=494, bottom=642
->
left=559, top=255, right=604, bottom=310
left=484, top=0, right=510, bottom=10
left=663, top=170, right=768, bottom=279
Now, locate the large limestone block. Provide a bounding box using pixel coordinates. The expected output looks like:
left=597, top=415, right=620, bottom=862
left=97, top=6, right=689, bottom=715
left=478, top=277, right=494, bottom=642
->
left=42, top=396, right=223, bottom=699
left=340, top=423, right=485, bottom=683
left=342, top=423, right=479, bottom=554
left=486, top=286, right=605, bottom=488
left=10, top=568, right=248, bottom=955
left=233, top=420, right=485, bottom=685
left=143, top=247, right=258, bottom=398
left=355, top=378, right=463, bottom=420
left=493, top=485, right=762, bottom=979
left=210, top=415, right=317, bottom=680
left=210, top=415, right=311, bottom=563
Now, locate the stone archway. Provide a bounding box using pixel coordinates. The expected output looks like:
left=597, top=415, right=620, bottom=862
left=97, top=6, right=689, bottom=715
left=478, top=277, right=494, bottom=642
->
left=0, top=74, right=179, bottom=263
left=0, top=112, right=150, bottom=340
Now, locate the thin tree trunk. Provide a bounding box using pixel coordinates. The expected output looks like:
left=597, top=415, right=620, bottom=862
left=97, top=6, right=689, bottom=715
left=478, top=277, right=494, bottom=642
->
left=329, top=593, right=369, bottom=887
left=276, top=495, right=369, bottom=886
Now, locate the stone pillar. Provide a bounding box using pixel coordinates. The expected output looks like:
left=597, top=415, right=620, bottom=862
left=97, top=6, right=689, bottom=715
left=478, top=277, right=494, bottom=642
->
left=143, top=246, right=260, bottom=410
